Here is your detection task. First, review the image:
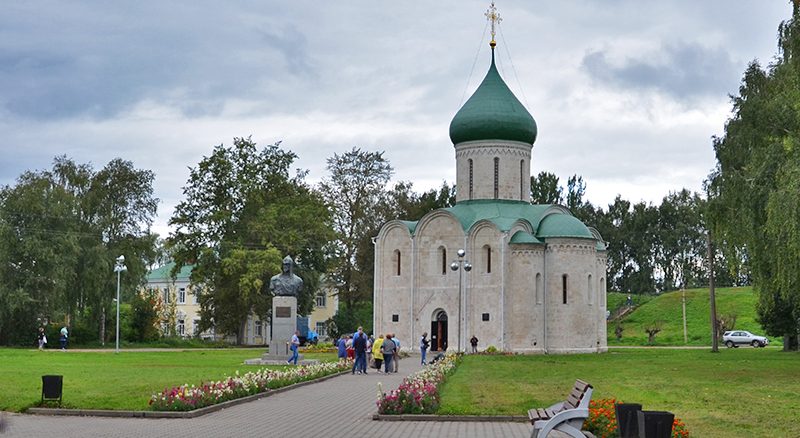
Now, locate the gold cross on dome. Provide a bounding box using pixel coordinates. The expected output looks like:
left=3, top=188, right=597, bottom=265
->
left=485, top=1, right=502, bottom=48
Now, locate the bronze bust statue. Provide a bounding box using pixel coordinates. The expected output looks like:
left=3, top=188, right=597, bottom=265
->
left=270, top=256, right=303, bottom=297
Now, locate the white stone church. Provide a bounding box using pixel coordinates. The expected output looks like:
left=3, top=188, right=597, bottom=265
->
left=373, top=30, right=608, bottom=354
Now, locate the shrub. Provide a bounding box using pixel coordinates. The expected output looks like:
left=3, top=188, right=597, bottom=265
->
left=149, top=360, right=351, bottom=411
left=377, top=352, right=461, bottom=414
left=485, top=345, right=498, bottom=353
left=584, top=398, right=690, bottom=438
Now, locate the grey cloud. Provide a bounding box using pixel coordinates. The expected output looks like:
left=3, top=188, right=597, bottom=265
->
left=581, top=42, right=741, bottom=99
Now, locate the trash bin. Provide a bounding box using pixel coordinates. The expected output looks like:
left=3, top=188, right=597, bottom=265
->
left=637, top=410, right=674, bottom=438
left=615, top=403, right=642, bottom=438
left=41, top=375, right=63, bottom=403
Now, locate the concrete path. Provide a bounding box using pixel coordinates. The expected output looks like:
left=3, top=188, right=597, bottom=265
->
left=2, top=358, right=530, bottom=438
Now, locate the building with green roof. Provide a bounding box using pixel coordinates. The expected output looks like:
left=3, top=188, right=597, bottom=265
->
left=373, top=5, right=608, bottom=354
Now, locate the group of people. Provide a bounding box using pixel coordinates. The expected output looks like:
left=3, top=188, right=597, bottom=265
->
left=36, top=326, right=70, bottom=351
left=334, top=327, right=405, bottom=375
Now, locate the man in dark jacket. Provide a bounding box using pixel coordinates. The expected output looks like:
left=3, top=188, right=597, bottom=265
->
left=352, top=326, right=368, bottom=374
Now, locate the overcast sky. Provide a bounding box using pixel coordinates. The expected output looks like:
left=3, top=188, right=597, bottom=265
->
left=0, top=1, right=793, bottom=237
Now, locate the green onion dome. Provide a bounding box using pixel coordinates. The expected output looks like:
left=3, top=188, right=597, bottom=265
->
left=449, top=51, right=537, bottom=145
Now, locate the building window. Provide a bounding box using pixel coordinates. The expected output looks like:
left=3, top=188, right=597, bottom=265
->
left=520, top=159, right=524, bottom=200
left=163, top=289, right=171, bottom=304
left=469, top=159, right=474, bottom=200
left=315, top=293, right=327, bottom=308
left=392, top=314, right=399, bottom=322
left=177, top=319, right=185, bottom=336
left=316, top=322, right=327, bottom=337
left=255, top=320, right=263, bottom=336
left=191, top=289, right=199, bottom=305
left=493, top=157, right=499, bottom=199
left=562, top=274, right=568, bottom=304
left=484, top=245, right=492, bottom=273
left=440, top=246, right=447, bottom=275
left=178, top=288, right=186, bottom=304
left=535, top=272, right=542, bottom=305
left=482, top=313, right=490, bottom=321
left=588, top=274, right=594, bottom=305
left=394, top=250, right=402, bottom=275
left=193, top=319, right=201, bottom=335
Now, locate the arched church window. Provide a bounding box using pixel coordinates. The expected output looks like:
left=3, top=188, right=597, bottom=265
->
left=587, top=274, right=594, bottom=305
left=520, top=159, right=524, bottom=200
left=562, top=274, right=568, bottom=304
left=484, top=245, right=492, bottom=273
left=440, top=246, right=447, bottom=275
left=394, top=250, right=401, bottom=276
left=535, top=272, right=542, bottom=305
left=468, top=159, right=474, bottom=200
left=493, top=157, right=499, bottom=199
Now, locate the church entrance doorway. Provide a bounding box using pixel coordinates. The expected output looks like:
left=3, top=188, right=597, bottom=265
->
left=430, top=310, right=448, bottom=351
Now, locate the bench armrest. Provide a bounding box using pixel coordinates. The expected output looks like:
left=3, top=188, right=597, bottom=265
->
left=534, top=408, right=590, bottom=438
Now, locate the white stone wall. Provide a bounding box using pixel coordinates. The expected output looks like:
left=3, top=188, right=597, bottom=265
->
left=544, top=238, right=604, bottom=353
left=410, top=212, right=466, bottom=350
left=465, top=223, right=503, bottom=351
left=507, top=246, right=545, bottom=352
left=374, top=215, right=607, bottom=355
left=374, top=222, right=413, bottom=345
left=454, top=140, right=532, bottom=203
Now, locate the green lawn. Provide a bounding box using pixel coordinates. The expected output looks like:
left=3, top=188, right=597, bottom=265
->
left=0, top=348, right=336, bottom=412
left=438, top=349, right=800, bottom=438
left=609, top=287, right=774, bottom=346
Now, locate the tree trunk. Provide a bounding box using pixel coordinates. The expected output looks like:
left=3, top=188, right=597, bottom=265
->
left=784, top=333, right=798, bottom=351
left=237, top=319, right=246, bottom=346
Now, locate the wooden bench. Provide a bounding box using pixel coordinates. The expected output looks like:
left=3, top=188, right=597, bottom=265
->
left=529, top=379, right=593, bottom=438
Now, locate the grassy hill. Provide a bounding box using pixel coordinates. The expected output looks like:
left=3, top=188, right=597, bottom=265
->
left=607, top=286, right=776, bottom=346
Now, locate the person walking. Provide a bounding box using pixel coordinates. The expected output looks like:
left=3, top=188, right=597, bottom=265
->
left=372, top=334, right=384, bottom=373
left=366, top=335, right=374, bottom=368
left=420, top=332, right=429, bottom=365
left=352, top=326, right=368, bottom=374
left=287, top=330, right=300, bottom=365
left=391, top=334, right=400, bottom=373
left=337, top=335, right=347, bottom=362
left=346, top=336, right=355, bottom=360
left=470, top=335, right=479, bottom=354
left=59, top=326, right=69, bottom=351
left=37, top=327, right=47, bottom=351
left=381, top=334, right=396, bottom=374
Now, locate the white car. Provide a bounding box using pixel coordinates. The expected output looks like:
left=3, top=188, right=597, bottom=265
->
left=723, top=330, right=769, bottom=348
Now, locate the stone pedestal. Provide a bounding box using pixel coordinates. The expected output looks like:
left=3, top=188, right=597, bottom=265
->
left=245, top=295, right=314, bottom=365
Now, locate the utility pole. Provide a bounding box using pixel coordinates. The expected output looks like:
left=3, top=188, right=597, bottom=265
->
left=707, top=232, right=719, bottom=352
left=682, top=287, right=687, bottom=344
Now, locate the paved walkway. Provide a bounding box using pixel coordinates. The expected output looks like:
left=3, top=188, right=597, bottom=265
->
left=2, top=357, right=530, bottom=438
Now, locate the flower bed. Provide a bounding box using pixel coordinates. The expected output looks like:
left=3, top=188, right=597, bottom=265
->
left=585, top=398, right=689, bottom=438
left=149, top=360, right=351, bottom=411
left=376, top=352, right=461, bottom=414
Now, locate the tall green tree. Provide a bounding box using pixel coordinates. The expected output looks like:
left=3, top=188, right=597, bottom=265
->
left=0, top=157, right=157, bottom=345
left=707, top=4, right=800, bottom=349
left=530, top=171, right=562, bottom=204
left=654, top=190, right=707, bottom=291
left=319, top=147, right=393, bottom=314
left=168, top=137, right=332, bottom=344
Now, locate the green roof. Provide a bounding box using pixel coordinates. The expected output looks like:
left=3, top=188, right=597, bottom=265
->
left=146, top=262, right=193, bottom=282
left=509, top=230, right=543, bottom=244
left=407, top=199, right=598, bottom=243
left=449, top=50, right=537, bottom=145
left=537, top=214, right=595, bottom=239
left=443, top=199, right=551, bottom=232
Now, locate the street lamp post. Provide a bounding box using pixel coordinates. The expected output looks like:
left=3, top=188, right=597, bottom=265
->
left=114, top=255, right=127, bottom=353
left=450, top=249, right=472, bottom=352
